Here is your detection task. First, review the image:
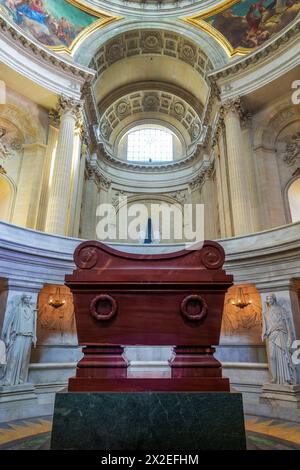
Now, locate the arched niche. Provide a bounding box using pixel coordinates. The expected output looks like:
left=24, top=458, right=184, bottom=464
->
left=0, top=175, right=14, bottom=222
left=287, top=177, right=300, bottom=223
left=109, top=193, right=185, bottom=244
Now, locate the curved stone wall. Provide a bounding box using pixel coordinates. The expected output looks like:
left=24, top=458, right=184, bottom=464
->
left=0, top=221, right=299, bottom=422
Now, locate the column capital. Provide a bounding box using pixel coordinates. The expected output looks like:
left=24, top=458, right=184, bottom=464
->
left=48, top=109, right=60, bottom=127
left=57, top=95, right=82, bottom=120
left=221, top=97, right=252, bottom=127
left=221, top=97, right=243, bottom=117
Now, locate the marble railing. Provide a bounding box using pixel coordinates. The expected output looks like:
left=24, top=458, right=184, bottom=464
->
left=0, top=220, right=299, bottom=291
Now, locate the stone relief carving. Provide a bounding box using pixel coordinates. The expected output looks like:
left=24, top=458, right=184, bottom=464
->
left=0, top=294, right=37, bottom=386
left=221, top=286, right=262, bottom=345
left=37, top=286, right=77, bottom=346
left=170, top=190, right=187, bottom=205
left=93, top=30, right=211, bottom=78
left=190, top=159, right=215, bottom=191
left=112, top=190, right=127, bottom=210
left=141, top=31, right=163, bottom=52
left=283, top=132, right=300, bottom=166
left=0, top=121, right=23, bottom=174
left=262, top=294, right=296, bottom=385
left=0, top=106, right=39, bottom=144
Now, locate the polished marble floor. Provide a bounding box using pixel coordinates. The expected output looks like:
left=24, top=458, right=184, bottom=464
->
left=0, top=415, right=300, bottom=450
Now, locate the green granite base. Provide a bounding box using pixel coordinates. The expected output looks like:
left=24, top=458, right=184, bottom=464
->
left=51, top=392, right=246, bottom=450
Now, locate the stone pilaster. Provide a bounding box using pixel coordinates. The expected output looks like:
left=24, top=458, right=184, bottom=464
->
left=12, top=143, right=46, bottom=229
left=45, top=96, right=82, bottom=235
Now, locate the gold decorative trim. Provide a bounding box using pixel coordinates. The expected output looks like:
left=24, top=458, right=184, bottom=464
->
left=182, top=0, right=253, bottom=58
left=66, top=0, right=112, bottom=17
left=0, top=1, right=122, bottom=56
left=51, top=15, right=122, bottom=56
left=182, top=17, right=249, bottom=58
left=53, top=0, right=123, bottom=55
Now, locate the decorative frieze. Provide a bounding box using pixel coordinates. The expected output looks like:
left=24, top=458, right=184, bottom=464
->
left=190, top=157, right=215, bottom=191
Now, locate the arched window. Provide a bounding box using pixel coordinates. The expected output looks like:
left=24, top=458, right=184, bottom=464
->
left=288, top=178, right=300, bottom=223
left=0, top=175, right=13, bottom=222
left=118, top=124, right=183, bottom=163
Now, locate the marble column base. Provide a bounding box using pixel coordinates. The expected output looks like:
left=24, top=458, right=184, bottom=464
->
left=51, top=392, right=246, bottom=450
left=260, top=383, right=300, bottom=409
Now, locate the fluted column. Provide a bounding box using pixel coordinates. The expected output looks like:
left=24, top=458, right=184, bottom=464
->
left=214, top=123, right=233, bottom=238
left=36, top=110, right=59, bottom=231
left=223, top=98, right=255, bottom=236
left=45, top=96, right=81, bottom=235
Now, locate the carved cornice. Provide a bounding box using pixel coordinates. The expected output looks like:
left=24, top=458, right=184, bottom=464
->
left=86, top=156, right=111, bottom=189
left=0, top=16, right=94, bottom=81
left=189, top=156, right=215, bottom=191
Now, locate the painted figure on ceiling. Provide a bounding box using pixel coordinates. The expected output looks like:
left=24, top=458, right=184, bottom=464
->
left=0, top=0, right=96, bottom=48
left=208, top=0, right=300, bottom=50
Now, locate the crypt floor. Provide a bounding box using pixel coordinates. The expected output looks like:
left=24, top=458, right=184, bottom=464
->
left=0, top=415, right=300, bottom=450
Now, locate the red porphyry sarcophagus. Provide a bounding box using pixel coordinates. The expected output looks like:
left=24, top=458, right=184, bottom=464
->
left=65, top=240, right=233, bottom=392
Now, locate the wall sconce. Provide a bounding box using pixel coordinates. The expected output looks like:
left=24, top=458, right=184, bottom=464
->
left=48, top=287, right=66, bottom=309
left=231, top=287, right=252, bottom=309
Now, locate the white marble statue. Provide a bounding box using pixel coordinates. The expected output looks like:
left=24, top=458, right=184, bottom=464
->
left=262, top=294, right=296, bottom=385
left=1, top=294, right=37, bottom=386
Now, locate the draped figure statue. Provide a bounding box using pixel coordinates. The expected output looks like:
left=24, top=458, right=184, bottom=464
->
left=262, top=294, right=296, bottom=385
left=1, top=294, right=37, bottom=386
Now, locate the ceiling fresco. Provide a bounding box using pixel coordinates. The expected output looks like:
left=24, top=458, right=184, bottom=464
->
left=187, top=0, right=300, bottom=55
left=0, top=0, right=120, bottom=53
left=0, top=0, right=298, bottom=56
